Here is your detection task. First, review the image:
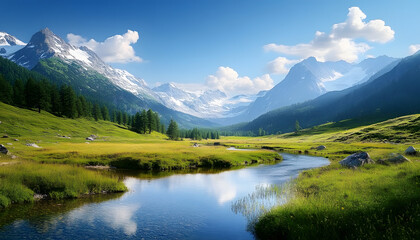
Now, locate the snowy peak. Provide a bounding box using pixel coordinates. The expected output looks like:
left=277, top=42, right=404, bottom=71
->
left=0, top=32, right=26, bottom=57
left=8, top=28, right=154, bottom=99
left=0, top=32, right=26, bottom=46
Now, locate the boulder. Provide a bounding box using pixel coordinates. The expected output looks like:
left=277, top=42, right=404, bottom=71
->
left=26, top=143, right=41, bottom=148
left=0, top=144, right=8, bottom=154
left=13, top=139, right=19, bottom=141
left=2, top=135, right=9, bottom=138
left=339, top=152, right=374, bottom=168
left=404, top=146, right=417, bottom=155
left=6, top=143, right=12, bottom=145
left=86, top=137, right=94, bottom=141
left=90, top=135, right=98, bottom=139
left=386, top=153, right=411, bottom=164
left=316, top=145, right=326, bottom=150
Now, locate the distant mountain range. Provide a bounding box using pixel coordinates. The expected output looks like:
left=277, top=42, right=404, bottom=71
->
left=215, top=56, right=398, bottom=125
left=1, top=28, right=416, bottom=132
left=234, top=51, right=420, bottom=134
left=153, top=82, right=266, bottom=118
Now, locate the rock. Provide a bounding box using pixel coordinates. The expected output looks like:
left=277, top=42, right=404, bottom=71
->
left=26, top=143, right=41, bottom=148
left=85, top=142, right=90, bottom=144
left=386, top=153, right=411, bottom=164
left=0, top=144, right=8, bottom=154
left=404, top=146, right=417, bottom=155
left=13, top=139, right=19, bottom=141
left=86, top=137, right=94, bottom=141
left=193, top=143, right=199, bottom=147
left=339, top=152, right=374, bottom=168
left=90, top=135, right=98, bottom=139
left=11, top=155, right=17, bottom=159
left=316, top=145, right=326, bottom=150
left=6, top=143, right=12, bottom=146
left=2, top=135, right=9, bottom=138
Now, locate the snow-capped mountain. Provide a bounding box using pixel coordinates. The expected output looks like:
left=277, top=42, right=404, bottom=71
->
left=8, top=28, right=155, bottom=100
left=216, top=55, right=399, bottom=125
left=0, top=32, right=26, bottom=57
left=153, top=83, right=266, bottom=118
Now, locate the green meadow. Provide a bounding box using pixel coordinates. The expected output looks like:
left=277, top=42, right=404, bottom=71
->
left=1, top=101, right=419, bottom=239
left=0, top=102, right=279, bottom=207
left=213, top=115, right=419, bottom=239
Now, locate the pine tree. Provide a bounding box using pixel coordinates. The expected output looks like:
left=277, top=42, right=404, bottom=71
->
left=139, top=110, right=147, bottom=133
left=154, top=112, right=160, bottom=132
left=0, top=75, right=13, bottom=104
left=60, top=85, right=77, bottom=118
left=24, top=78, right=38, bottom=109
left=295, top=120, right=302, bottom=133
left=117, top=111, right=122, bottom=125
left=166, top=119, right=179, bottom=140
left=50, top=85, right=61, bottom=116
left=93, top=103, right=103, bottom=121
left=133, top=112, right=142, bottom=133
left=102, top=106, right=110, bottom=121
left=147, top=109, right=156, bottom=133
left=12, top=79, right=25, bottom=107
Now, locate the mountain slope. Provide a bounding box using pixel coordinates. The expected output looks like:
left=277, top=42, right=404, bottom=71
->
left=237, top=52, right=420, bottom=134
left=8, top=28, right=155, bottom=100
left=217, top=56, right=398, bottom=125
left=4, top=28, right=215, bottom=128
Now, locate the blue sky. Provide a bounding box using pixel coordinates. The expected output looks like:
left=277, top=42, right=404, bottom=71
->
left=2, top=0, right=420, bottom=94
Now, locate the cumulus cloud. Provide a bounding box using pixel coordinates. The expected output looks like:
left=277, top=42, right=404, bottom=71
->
left=409, top=44, right=420, bottom=54
left=267, top=57, right=300, bottom=74
left=67, top=30, right=142, bottom=63
left=206, top=66, right=273, bottom=96
left=264, top=7, right=394, bottom=63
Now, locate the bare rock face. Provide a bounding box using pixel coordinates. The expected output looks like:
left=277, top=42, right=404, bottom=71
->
left=339, top=152, right=374, bottom=168
left=404, top=146, right=417, bottom=155
left=0, top=144, right=8, bottom=154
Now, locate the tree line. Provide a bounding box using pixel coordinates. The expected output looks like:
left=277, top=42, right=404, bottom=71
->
left=0, top=74, right=170, bottom=134
left=179, top=128, right=220, bottom=140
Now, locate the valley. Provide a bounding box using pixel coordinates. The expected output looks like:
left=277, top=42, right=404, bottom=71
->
left=1, top=4, right=420, bottom=239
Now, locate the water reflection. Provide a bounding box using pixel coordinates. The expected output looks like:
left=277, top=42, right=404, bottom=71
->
left=0, top=153, right=329, bottom=240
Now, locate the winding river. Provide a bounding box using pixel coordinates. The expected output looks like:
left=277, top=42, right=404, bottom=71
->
left=0, top=153, right=329, bottom=240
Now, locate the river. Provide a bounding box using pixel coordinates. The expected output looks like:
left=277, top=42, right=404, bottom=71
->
left=0, top=153, right=329, bottom=240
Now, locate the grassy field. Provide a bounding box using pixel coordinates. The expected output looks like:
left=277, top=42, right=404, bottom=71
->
left=0, top=102, right=279, bottom=207
left=209, top=115, right=419, bottom=240
left=1, top=102, right=419, bottom=239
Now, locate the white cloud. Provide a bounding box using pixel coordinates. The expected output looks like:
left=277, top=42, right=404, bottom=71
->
left=409, top=44, right=420, bottom=54
left=331, top=7, right=394, bottom=43
left=264, top=7, right=394, bottom=63
left=67, top=30, right=142, bottom=63
left=267, top=57, right=300, bottom=74
left=206, top=66, right=273, bottom=96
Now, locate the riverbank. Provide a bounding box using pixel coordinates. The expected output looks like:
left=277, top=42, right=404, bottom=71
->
left=0, top=102, right=280, bottom=208
left=216, top=115, right=419, bottom=239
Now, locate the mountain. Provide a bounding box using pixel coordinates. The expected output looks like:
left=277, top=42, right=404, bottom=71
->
left=6, top=28, right=215, bottom=128
left=0, top=32, right=26, bottom=57
left=236, top=51, right=420, bottom=134
left=7, top=28, right=156, bottom=100
left=153, top=83, right=266, bottom=118
left=217, top=56, right=398, bottom=125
